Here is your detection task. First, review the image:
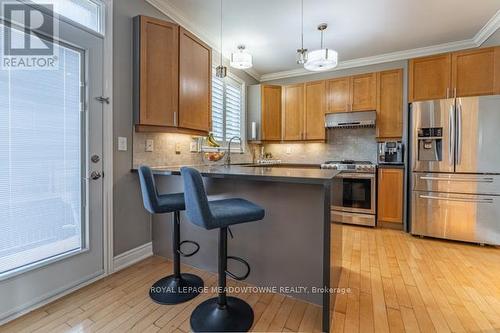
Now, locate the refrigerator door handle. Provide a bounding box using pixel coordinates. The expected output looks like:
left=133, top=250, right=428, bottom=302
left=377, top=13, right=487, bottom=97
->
left=456, top=101, right=462, bottom=165
left=419, top=176, right=494, bottom=183
left=449, top=104, right=454, bottom=166
left=419, top=194, right=493, bottom=204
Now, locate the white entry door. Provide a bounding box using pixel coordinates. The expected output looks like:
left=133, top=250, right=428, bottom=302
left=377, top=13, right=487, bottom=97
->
left=0, top=1, right=105, bottom=321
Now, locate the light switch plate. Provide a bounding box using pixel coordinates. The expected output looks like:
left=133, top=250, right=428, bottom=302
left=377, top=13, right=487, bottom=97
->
left=145, top=139, right=154, bottom=152
left=117, top=137, right=127, bottom=151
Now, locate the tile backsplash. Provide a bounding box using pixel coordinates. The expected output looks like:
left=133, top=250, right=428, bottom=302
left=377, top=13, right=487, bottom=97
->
left=263, top=128, right=378, bottom=164
left=132, top=132, right=255, bottom=168
left=132, top=127, right=377, bottom=168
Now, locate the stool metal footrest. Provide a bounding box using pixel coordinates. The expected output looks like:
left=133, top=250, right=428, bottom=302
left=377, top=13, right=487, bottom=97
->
left=225, top=256, right=251, bottom=281
left=178, top=240, right=200, bottom=257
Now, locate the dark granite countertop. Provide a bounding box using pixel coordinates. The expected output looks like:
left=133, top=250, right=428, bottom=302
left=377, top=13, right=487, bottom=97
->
left=138, top=164, right=340, bottom=185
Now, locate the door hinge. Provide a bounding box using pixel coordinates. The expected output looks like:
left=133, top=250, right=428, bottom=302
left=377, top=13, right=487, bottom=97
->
left=95, top=96, right=110, bottom=104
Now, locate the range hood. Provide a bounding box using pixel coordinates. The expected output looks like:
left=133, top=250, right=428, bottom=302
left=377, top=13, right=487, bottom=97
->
left=325, top=111, right=376, bottom=128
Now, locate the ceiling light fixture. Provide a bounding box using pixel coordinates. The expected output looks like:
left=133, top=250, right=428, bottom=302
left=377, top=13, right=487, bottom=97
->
left=230, top=45, right=253, bottom=69
left=296, top=0, right=307, bottom=64
left=215, top=0, right=227, bottom=78
left=304, top=23, right=338, bottom=72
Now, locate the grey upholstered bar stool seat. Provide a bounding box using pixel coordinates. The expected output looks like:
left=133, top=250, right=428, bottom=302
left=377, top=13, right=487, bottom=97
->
left=138, top=166, right=204, bottom=305
left=180, top=167, right=265, bottom=332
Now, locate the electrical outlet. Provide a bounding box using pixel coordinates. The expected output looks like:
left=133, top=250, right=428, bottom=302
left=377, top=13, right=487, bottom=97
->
left=286, top=146, right=292, bottom=154
left=190, top=141, right=198, bottom=152
left=145, top=139, right=154, bottom=152
left=117, top=137, right=127, bottom=151
left=175, top=143, right=182, bottom=154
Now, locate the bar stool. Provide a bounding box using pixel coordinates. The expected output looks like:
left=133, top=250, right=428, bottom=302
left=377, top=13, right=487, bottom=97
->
left=180, top=167, right=265, bottom=332
left=138, top=166, right=204, bottom=304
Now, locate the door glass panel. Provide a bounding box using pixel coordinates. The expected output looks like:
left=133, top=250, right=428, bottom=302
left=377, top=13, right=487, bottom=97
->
left=0, top=25, right=85, bottom=276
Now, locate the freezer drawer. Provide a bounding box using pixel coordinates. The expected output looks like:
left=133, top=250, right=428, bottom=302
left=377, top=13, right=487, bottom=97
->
left=413, top=173, right=500, bottom=195
left=411, top=191, right=500, bottom=245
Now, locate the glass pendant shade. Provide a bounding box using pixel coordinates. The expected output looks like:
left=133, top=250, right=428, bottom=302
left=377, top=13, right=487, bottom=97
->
left=216, top=64, right=227, bottom=78
left=304, top=48, right=338, bottom=71
left=230, top=45, right=253, bottom=69
left=296, top=48, right=308, bottom=65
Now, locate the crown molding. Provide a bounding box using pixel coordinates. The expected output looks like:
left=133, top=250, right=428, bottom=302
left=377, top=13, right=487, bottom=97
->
left=260, top=9, right=500, bottom=82
left=260, top=39, right=476, bottom=81
left=145, top=0, right=262, bottom=81
left=474, top=9, right=500, bottom=45
left=146, top=1, right=498, bottom=83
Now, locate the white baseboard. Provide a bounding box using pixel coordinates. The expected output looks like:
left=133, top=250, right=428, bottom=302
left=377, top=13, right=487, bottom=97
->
left=0, top=270, right=105, bottom=326
left=112, top=242, right=153, bottom=272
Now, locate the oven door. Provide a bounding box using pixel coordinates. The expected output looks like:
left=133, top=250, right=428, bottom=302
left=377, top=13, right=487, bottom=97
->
left=332, top=173, right=376, bottom=214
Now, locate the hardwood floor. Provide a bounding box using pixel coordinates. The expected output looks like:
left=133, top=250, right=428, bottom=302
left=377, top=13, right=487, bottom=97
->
left=1, top=226, right=499, bottom=333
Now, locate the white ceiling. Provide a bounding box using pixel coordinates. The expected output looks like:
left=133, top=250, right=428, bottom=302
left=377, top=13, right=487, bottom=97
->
left=149, top=0, right=500, bottom=80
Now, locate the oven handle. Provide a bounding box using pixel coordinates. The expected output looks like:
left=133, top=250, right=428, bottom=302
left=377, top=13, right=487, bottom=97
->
left=336, top=173, right=375, bottom=179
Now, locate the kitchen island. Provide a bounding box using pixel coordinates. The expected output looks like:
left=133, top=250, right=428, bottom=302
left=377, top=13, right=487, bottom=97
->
left=146, top=164, right=342, bottom=332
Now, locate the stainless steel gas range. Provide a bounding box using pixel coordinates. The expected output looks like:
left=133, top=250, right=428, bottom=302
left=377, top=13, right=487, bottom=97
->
left=321, top=160, right=377, bottom=227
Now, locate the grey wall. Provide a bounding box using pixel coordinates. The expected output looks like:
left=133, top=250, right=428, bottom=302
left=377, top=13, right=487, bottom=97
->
left=113, top=0, right=258, bottom=256
left=113, top=0, right=173, bottom=256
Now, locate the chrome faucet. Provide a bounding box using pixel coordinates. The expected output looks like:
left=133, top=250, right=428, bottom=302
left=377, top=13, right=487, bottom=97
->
left=224, top=136, right=242, bottom=166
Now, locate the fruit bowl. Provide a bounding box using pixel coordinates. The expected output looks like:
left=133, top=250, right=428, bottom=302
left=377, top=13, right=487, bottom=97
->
left=204, top=151, right=226, bottom=162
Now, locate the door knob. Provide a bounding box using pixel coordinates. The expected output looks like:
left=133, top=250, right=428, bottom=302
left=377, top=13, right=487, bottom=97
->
left=90, top=171, right=102, bottom=180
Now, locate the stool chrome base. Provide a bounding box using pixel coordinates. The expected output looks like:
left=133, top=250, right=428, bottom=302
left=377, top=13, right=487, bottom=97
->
left=149, top=273, right=204, bottom=305
left=190, top=296, right=254, bottom=332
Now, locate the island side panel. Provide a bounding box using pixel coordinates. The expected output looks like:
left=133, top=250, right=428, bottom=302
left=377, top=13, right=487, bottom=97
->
left=152, top=175, right=326, bottom=305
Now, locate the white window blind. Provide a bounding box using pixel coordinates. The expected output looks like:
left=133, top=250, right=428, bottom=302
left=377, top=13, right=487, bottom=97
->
left=211, top=74, right=243, bottom=145
left=0, top=24, right=84, bottom=276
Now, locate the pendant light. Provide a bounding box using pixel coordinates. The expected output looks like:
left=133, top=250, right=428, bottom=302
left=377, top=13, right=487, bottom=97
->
left=230, top=45, right=253, bottom=69
left=296, top=0, right=307, bottom=64
left=215, top=0, right=227, bottom=78
left=304, top=23, right=338, bottom=72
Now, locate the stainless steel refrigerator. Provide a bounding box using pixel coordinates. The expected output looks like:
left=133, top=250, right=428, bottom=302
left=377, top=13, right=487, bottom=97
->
left=410, top=96, right=500, bottom=245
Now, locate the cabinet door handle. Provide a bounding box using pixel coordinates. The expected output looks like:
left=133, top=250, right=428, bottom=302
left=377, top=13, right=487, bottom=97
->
left=173, top=111, right=177, bottom=126
left=446, top=87, right=449, bottom=99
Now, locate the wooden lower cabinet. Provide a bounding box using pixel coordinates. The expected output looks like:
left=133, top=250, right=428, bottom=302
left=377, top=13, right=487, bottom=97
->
left=377, top=167, right=404, bottom=224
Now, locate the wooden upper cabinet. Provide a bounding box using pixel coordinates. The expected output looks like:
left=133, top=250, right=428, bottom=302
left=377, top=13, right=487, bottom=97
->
left=409, top=53, right=451, bottom=102
left=326, top=77, right=350, bottom=113
left=282, top=84, right=304, bottom=141
left=178, top=27, right=211, bottom=132
left=305, top=81, right=326, bottom=140
left=134, top=16, right=179, bottom=127
left=377, top=168, right=404, bottom=224
left=261, top=85, right=282, bottom=141
left=452, top=47, right=500, bottom=97
left=350, top=73, right=377, bottom=111
left=377, top=69, right=403, bottom=139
